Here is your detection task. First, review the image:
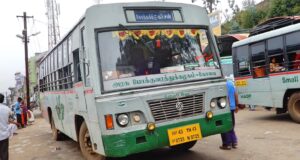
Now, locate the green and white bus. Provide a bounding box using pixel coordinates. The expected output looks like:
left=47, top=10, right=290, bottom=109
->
left=232, top=22, right=300, bottom=123
left=39, top=2, right=232, bottom=159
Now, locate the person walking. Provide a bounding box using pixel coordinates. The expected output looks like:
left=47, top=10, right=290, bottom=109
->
left=0, top=93, right=18, bottom=160
left=220, top=79, right=239, bottom=150
left=14, top=97, right=23, bottom=128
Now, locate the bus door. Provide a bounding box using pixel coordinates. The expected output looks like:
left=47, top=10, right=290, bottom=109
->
left=79, top=27, right=96, bottom=121
left=249, top=41, right=273, bottom=106
left=73, top=26, right=95, bottom=116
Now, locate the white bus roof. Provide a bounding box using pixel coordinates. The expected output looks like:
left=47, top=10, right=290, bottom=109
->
left=232, top=23, right=300, bottom=48
left=85, top=2, right=208, bottom=28
left=63, top=1, right=207, bottom=43
left=41, top=2, right=209, bottom=63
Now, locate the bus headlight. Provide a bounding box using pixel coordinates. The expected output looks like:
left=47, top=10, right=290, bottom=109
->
left=132, top=114, right=141, bottom=123
left=218, top=97, right=227, bottom=108
left=117, top=114, right=129, bottom=127
left=210, top=99, right=217, bottom=108
left=130, top=111, right=145, bottom=125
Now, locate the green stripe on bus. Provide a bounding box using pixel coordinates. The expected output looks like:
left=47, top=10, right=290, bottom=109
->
left=102, top=112, right=232, bottom=157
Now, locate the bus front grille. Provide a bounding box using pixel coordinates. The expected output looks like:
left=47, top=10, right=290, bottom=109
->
left=147, top=94, right=204, bottom=122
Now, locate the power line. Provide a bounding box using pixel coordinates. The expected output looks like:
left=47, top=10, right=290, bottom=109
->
left=29, top=19, right=42, bottom=53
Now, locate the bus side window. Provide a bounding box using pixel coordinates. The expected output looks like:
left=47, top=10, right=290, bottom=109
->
left=235, top=45, right=251, bottom=76
left=73, top=49, right=82, bottom=82
left=286, top=31, right=300, bottom=70
left=267, top=36, right=285, bottom=73
left=251, top=42, right=267, bottom=78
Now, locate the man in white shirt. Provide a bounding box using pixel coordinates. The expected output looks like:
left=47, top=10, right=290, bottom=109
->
left=0, top=93, right=18, bottom=160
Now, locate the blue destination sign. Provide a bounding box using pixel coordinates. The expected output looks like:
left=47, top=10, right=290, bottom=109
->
left=134, top=10, right=175, bottom=22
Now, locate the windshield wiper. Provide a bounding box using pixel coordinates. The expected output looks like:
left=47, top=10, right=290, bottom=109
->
left=118, top=24, right=155, bottom=54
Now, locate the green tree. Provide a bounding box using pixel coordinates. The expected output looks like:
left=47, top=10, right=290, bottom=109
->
left=221, top=0, right=300, bottom=35
left=221, top=21, right=232, bottom=34
left=268, top=0, right=300, bottom=17
left=237, top=8, right=267, bottom=29
left=232, top=0, right=267, bottom=29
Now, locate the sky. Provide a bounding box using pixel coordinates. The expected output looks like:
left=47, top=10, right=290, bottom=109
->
left=0, top=0, right=260, bottom=94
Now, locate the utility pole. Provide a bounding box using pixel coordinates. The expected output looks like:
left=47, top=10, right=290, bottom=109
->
left=17, top=12, right=33, bottom=107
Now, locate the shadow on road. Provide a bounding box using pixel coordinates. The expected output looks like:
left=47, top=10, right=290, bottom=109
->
left=255, top=113, right=294, bottom=123
left=108, top=147, right=226, bottom=160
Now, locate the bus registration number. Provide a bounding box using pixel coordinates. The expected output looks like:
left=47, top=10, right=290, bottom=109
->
left=167, top=123, right=202, bottom=146
left=235, top=80, right=248, bottom=87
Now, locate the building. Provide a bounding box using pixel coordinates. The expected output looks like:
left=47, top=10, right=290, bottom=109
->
left=12, top=52, right=46, bottom=102
left=15, top=72, right=25, bottom=92
left=29, top=52, right=46, bottom=97
left=8, top=87, right=16, bottom=105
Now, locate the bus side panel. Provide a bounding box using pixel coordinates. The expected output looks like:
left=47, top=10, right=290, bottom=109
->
left=43, top=92, right=78, bottom=141
left=85, top=88, right=105, bottom=155
left=270, top=74, right=300, bottom=108
left=237, top=78, right=274, bottom=107
left=48, top=93, right=67, bottom=134
left=63, top=92, right=78, bottom=140
left=40, top=93, right=49, bottom=122
left=270, top=75, right=287, bottom=108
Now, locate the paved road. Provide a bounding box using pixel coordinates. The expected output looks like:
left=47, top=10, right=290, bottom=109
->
left=9, top=107, right=300, bottom=160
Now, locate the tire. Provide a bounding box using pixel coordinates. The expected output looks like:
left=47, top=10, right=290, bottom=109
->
left=169, top=141, right=197, bottom=151
left=79, top=122, right=105, bottom=160
left=288, top=92, right=300, bottom=123
left=50, top=117, right=63, bottom=141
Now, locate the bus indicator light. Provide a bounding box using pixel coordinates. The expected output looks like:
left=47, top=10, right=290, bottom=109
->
left=147, top=122, right=156, bottom=131
left=105, top=114, right=114, bottom=130
left=206, top=111, right=213, bottom=120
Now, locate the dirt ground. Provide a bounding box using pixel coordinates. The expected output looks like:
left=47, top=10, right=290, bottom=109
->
left=9, top=107, right=300, bottom=160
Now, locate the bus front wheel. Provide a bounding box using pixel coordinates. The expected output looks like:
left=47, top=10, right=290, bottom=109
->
left=169, top=141, right=197, bottom=151
left=288, top=92, right=300, bottom=123
left=79, top=122, right=105, bottom=160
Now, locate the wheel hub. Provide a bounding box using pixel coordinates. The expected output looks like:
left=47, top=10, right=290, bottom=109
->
left=84, top=131, right=95, bottom=154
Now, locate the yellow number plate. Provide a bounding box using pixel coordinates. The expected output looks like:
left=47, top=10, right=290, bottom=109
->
left=235, top=80, right=248, bottom=87
left=167, top=123, right=202, bottom=146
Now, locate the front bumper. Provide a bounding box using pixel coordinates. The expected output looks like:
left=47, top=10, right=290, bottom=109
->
left=102, top=112, right=232, bottom=157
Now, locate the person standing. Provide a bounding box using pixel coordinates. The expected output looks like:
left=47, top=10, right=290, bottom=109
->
left=220, top=79, right=239, bottom=150
left=0, top=93, right=18, bottom=160
left=21, top=100, right=28, bottom=127
left=14, top=97, right=23, bottom=128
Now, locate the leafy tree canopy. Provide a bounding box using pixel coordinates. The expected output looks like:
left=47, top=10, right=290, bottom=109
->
left=221, top=0, right=300, bottom=34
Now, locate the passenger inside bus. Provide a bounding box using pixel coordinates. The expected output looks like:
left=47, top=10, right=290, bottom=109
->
left=269, top=57, right=285, bottom=72
left=254, top=66, right=266, bottom=77
left=292, top=52, right=300, bottom=69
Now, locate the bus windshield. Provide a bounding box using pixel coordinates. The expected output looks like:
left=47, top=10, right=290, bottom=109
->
left=98, top=28, right=221, bottom=92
